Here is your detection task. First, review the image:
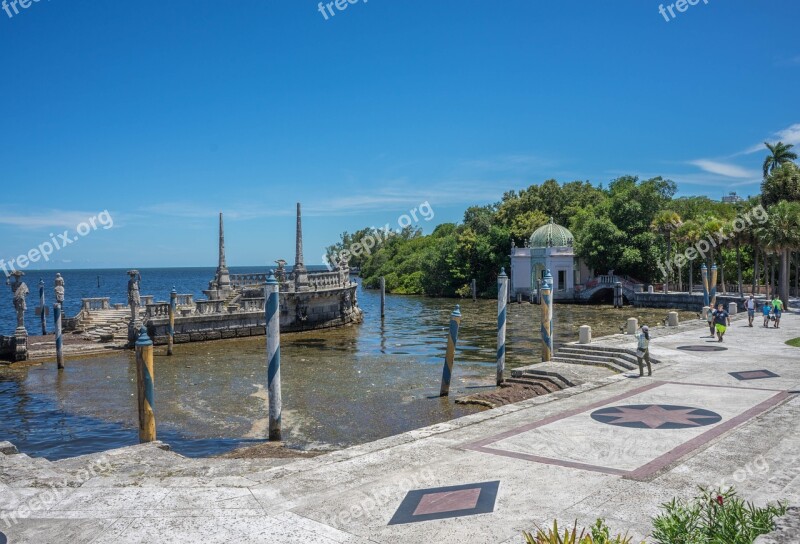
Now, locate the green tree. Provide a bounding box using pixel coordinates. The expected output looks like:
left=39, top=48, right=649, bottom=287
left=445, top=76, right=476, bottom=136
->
left=763, top=141, right=798, bottom=178
left=651, top=210, right=682, bottom=291
left=762, top=162, right=800, bottom=207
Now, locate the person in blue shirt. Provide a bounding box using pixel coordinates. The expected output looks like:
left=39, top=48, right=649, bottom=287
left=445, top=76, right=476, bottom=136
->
left=762, top=301, right=772, bottom=328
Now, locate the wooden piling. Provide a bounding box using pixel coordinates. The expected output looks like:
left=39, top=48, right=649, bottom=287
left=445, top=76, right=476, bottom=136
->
left=39, top=279, right=46, bottom=335
left=701, top=263, right=710, bottom=308
left=496, top=268, right=508, bottom=385
left=135, top=326, right=156, bottom=443
left=54, top=303, right=64, bottom=370
left=541, top=271, right=554, bottom=362
left=471, top=278, right=477, bottom=302
left=439, top=305, right=462, bottom=397
left=380, top=276, right=386, bottom=319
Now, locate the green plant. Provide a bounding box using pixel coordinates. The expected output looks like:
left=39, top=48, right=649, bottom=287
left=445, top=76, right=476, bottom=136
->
left=523, top=519, right=641, bottom=544
left=786, top=337, right=800, bottom=348
left=651, top=487, right=787, bottom=544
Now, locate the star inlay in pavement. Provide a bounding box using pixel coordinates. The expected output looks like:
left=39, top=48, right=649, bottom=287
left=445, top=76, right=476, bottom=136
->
left=591, top=404, right=722, bottom=430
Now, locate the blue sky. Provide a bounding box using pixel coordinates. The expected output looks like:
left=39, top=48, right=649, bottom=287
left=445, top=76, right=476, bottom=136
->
left=1, top=0, right=798, bottom=270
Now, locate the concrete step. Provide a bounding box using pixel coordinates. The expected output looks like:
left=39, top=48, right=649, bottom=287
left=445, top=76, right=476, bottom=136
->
left=551, top=356, right=631, bottom=374
left=512, top=369, right=576, bottom=388
left=503, top=378, right=552, bottom=395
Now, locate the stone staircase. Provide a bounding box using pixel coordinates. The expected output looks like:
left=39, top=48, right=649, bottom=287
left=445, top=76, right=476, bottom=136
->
left=75, top=308, right=136, bottom=343
left=550, top=344, right=662, bottom=374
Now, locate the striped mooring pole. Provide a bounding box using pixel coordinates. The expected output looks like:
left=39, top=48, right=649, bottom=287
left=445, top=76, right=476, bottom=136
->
left=265, top=271, right=282, bottom=441
left=471, top=278, right=477, bottom=302
left=167, top=288, right=177, bottom=356
left=701, top=263, right=709, bottom=308
left=439, top=304, right=462, bottom=397
left=39, top=279, right=47, bottom=335
left=710, top=264, right=718, bottom=309
left=496, top=268, right=508, bottom=385
left=54, top=303, right=64, bottom=370
left=135, top=326, right=156, bottom=443
left=540, top=270, right=554, bottom=362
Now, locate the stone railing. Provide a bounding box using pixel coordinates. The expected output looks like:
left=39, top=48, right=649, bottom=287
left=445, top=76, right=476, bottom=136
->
left=140, top=295, right=154, bottom=306
left=176, top=294, right=194, bottom=306
left=195, top=300, right=226, bottom=315
left=230, top=273, right=269, bottom=288
left=309, top=271, right=346, bottom=290
left=81, top=298, right=111, bottom=311
left=239, top=298, right=265, bottom=312
left=145, top=303, right=170, bottom=319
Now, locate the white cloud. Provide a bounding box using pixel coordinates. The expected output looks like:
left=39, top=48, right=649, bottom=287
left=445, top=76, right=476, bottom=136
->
left=742, top=123, right=800, bottom=154
left=0, top=210, right=112, bottom=229
left=688, top=160, right=759, bottom=179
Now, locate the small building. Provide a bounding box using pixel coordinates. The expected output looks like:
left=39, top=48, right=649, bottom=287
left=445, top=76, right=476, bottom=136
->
left=509, top=219, right=592, bottom=300
left=722, top=192, right=744, bottom=204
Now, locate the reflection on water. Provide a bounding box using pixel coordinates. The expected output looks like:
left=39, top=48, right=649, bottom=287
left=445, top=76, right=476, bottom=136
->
left=0, top=280, right=696, bottom=460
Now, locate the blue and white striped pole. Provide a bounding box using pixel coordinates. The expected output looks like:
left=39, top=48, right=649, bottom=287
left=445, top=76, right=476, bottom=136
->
left=439, top=305, right=462, bottom=397
left=135, top=326, right=156, bottom=442
left=39, top=279, right=47, bottom=335
left=701, top=263, right=709, bottom=308
left=710, top=264, right=718, bottom=309
left=496, top=268, right=508, bottom=385
left=541, top=270, right=554, bottom=362
left=54, top=302, right=64, bottom=370
left=167, top=287, right=176, bottom=356
left=265, top=271, right=282, bottom=441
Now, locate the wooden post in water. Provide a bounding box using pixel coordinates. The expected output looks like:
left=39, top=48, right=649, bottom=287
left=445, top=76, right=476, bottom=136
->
left=613, top=282, right=623, bottom=308
left=135, top=326, right=156, bottom=443
left=38, top=279, right=47, bottom=335
left=496, top=268, right=508, bottom=385
left=265, top=271, right=282, bottom=441
left=54, top=303, right=64, bottom=370
left=439, top=305, right=462, bottom=397
left=540, top=270, right=554, bottom=362
left=167, top=288, right=176, bottom=356
left=471, top=278, right=477, bottom=302
left=380, top=276, right=386, bottom=319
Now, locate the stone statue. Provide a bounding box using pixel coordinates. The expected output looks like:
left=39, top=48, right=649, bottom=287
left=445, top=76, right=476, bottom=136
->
left=54, top=273, right=65, bottom=304
left=7, top=272, right=29, bottom=330
left=127, top=270, right=141, bottom=307
left=275, top=259, right=287, bottom=283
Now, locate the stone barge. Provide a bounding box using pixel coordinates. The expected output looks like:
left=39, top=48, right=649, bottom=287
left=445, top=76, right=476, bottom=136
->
left=142, top=204, right=362, bottom=346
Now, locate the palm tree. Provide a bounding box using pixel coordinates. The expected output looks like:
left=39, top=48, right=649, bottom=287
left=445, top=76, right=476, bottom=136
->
left=677, top=219, right=702, bottom=295
left=757, top=201, right=800, bottom=308
left=651, top=210, right=682, bottom=292
left=763, top=142, right=798, bottom=178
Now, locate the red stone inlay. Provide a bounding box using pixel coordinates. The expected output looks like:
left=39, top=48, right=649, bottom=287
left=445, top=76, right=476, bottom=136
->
left=738, top=371, right=771, bottom=379
left=412, top=488, right=481, bottom=516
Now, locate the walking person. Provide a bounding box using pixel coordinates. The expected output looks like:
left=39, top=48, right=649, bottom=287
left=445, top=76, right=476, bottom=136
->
left=713, top=303, right=730, bottom=342
left=762, top=300, right=772, bottom=328
left=635, top=325, right=652, bottom=377
left=746, top=295, right=756, bottom=327
left=772, top=296, right=784, bottom=329
left=706, top=306, right=715, bottom=337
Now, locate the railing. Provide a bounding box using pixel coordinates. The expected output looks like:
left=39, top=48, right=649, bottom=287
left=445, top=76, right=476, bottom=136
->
left=239, top=298, right=265, bottom=312
left=176, top=294, right=194, bottom=306
left=81, top=298, right=111, bottom=311
left=145, top=303, right=170, bottom=318
left=195, top=300, right=226, bottom=315
left=230, top=274, right=269, bottom=288
left=140, top=295, right=154, bottom=306
left=309, top=271, right=346, bottom=290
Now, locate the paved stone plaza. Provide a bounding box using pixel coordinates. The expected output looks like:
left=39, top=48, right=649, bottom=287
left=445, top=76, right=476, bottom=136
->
left=1, top=309, right=799, bottom=543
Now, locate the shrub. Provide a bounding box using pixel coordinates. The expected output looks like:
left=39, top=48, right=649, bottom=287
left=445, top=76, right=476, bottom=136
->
left=651, top=487, right=786, bottom=544
left=523, top=519, right=641, bottom=544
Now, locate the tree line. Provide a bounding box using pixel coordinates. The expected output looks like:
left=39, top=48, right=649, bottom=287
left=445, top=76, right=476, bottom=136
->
left=326, top=143, right=800, bottom=305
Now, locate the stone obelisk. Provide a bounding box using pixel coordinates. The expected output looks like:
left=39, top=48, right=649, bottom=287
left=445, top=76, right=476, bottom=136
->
left=215, top=212, right=231, bottom=293
left=293, top=203, right=309, bottom=292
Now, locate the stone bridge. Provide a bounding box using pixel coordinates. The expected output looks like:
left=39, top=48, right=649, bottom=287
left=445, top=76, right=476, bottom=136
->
left=576, top=275, right=643, bottom=304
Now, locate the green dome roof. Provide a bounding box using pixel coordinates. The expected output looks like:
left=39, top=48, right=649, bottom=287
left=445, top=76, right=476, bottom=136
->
left=530, top=218, right=574, bottom=248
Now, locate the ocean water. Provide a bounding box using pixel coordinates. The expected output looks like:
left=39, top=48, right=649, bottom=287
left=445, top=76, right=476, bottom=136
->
left=0, top=268, right=695, bottom=460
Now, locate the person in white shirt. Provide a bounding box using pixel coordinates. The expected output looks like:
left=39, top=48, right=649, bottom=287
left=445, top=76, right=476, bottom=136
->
left=746, top=295, right=756, bottom=327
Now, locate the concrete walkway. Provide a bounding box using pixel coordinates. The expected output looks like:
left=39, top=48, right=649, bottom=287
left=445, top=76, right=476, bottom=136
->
left=2, top=310, right=799, bottom=543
